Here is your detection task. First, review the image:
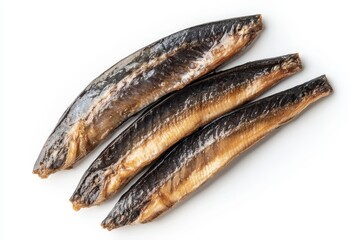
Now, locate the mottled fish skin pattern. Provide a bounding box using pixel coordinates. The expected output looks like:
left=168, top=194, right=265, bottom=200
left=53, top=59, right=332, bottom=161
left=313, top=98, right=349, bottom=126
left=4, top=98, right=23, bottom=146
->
left=101, top=76, right=333, bottom=230
left=70, top=54, right=302, bottom=210
left=33, top=15, right=263, bottom=178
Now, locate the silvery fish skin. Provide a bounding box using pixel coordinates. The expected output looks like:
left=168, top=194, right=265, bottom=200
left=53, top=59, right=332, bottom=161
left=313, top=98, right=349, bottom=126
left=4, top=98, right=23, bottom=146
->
left=101, top=76, right=333, bottom=230
left=33, top=15, right=263, bottom=178
left=70, top=54, right=302, bottom=210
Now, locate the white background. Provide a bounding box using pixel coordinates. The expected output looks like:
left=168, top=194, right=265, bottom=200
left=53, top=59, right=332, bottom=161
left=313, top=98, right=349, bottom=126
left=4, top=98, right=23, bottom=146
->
left=1, top=0, right=359, bottom=239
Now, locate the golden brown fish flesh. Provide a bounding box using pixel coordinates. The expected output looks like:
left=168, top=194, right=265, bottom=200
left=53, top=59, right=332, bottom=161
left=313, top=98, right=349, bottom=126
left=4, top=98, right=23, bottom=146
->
left=101, top=75, right=333, bottom=230
left=33, top=15, right=263, bottom=178
left=70, top=54, right=302, bottom=210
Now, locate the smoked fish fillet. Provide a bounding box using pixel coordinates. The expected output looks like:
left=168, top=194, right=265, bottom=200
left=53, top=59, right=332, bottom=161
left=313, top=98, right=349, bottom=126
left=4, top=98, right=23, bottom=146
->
left=102, top=75, right=333, bottom=230
left=33, top=15, right=263, bottom=178
left=70, top=54, right=302, bottom=210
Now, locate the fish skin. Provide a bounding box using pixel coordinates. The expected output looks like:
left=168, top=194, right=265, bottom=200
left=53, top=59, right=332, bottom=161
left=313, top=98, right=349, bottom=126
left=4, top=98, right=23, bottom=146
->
left=33, top=15, right=263, bottom=178
left=70, top=54, right=302, bottom=210
left=101, top=75, right=333, bottom=230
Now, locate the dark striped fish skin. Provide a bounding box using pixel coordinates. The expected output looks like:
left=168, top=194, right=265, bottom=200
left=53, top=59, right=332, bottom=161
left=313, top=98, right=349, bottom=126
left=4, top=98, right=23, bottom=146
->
left=101, top=76, right=333, bottom=230
left=33, top=15, right=263, bottom=178
left=70, top=54, right=302, bottom=210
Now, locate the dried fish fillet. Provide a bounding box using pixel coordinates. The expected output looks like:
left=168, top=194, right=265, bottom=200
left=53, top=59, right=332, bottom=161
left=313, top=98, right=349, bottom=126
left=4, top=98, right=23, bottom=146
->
left=101, top=75, right=333, bottom=230
left=70, top=54, right=302, bottom=210
left=33, top=15, right=263, bottom=178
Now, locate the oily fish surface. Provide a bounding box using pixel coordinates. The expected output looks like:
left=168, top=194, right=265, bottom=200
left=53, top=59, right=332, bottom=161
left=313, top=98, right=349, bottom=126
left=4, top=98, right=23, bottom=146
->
left=102, top=76, right=333, bottom=229
left=70, top=54, right=302, bottom=210
left=34, top=15, right=263, bottom=178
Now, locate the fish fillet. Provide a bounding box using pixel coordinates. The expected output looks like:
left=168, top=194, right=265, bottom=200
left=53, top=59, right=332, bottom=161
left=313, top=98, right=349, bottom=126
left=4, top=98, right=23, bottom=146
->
left=70, top=54, right=302, bottom=210
left=33, top=15, right=263, bottom=178
left=101, top=75, right=333, bottom=230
